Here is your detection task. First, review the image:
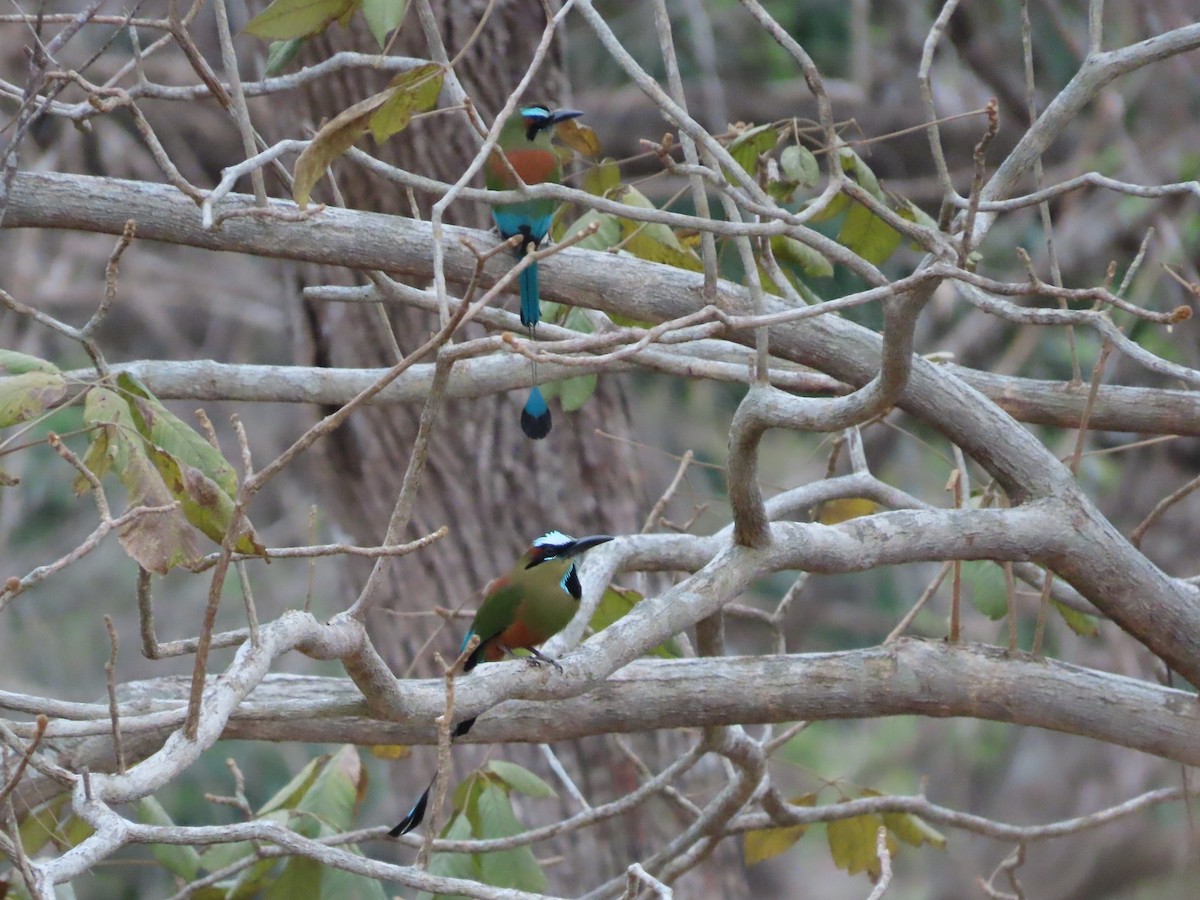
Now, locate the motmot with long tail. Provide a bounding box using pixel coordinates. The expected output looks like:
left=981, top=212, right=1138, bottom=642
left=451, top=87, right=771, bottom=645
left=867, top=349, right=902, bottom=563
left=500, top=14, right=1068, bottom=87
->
left=388, top=530, right=614, bottom=837
left=485, top=105, right=584, bottom=440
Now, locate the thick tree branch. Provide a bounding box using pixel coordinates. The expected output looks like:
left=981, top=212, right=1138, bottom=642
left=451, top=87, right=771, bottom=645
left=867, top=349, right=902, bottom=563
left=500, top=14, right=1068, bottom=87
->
left=8, top=171, right=1200, bottom=681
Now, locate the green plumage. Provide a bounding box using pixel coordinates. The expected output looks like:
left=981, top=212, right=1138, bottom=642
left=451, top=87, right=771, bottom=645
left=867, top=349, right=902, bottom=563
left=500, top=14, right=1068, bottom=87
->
left=465, top=548, right=582, bottom=670
left=388, top=532, right=612, bottom=838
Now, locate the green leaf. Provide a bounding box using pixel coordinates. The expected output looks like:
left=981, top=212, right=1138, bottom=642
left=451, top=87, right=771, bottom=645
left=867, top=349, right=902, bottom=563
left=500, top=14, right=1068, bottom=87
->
left=562, top=209, right=622, bottom=251
left=474, top=784, right=547, bottom=892
left=0, top=350, right=61, bottom=376
left=293, top=745, right=363, bottom=833
left=452, top=771, right=487, bottom=815
left=113, top=374, right=264, bottom=557
left=244, top=0, right=356, bottom=40
left=837, top=200, right=901, bottom=265
left=368, top=63, right=444, bottom=142
left=486, top=761, right=557, bottom=799
left=611, top=185, right=703, bottom=272
left=60, top=814, right=94, bottom=848
left=589, top=586, right=682, bottom=659
left=0, top=371, right=67, bottom=428
left=265, top=855, right=323, bottom=900
left=781, top=144, right=820, bottom=188
left=418, top=812, right=479, bottom=900
left=223, top=857, right=280, bottom=899
left=320, top=862, right=388, bottom=900
left=803, top=191, right=849, bottom=223
left=962, top=561, right=1008, bottom=621
left=770, top=235, right=833, bottom=279
left=143, top=444, right=264, bottom=556
left=80, top=387, right=202, bottom=573
left=882, top=810, right=947, bottom=850
left=360, top=0, right=405, bottom=47
left=1052, top=599, right=1100, bottom=637
left=138, top=798, right=202, bottom=881
left=18, top=797, right=69, bottom=856
left=265, top=38, right=307, bottom=76
left=541, top=307, right=598, bottom=412
left=838, top=147, right=884, bottom=200
left=198, top=812, right=287, bottom=879
left=118, top=372, right=239, bottom=497
left=582, top=157, right=621, bottom=196
left=827, top=813, right=893, bottom=878
left=766, top=177, right=800, bottom=204
left=75, top=422, right=112, bottom=490
left=728, top=124, right=777, bottom=177
left=555, top=374, right=597, bottom=412
left=894, top=195, right=939, bottom=233
left=259, top=755, right=328, bottom=816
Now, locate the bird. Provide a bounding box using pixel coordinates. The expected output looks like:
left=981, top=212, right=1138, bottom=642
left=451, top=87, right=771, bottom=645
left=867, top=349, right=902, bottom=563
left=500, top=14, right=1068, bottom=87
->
left=485, top=104, right=584, bottom=440
left=388, top=530, right=614, bottom=837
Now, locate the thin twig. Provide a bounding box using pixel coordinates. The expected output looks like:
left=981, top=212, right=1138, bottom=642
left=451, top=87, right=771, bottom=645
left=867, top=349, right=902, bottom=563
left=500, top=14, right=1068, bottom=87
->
left=102, top=615, right=126, bottom=773
left=864, top=826, right=894, bottom=899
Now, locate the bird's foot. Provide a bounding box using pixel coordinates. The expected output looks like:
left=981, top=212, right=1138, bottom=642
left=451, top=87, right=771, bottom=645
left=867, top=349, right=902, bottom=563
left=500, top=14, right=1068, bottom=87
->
left=525, top=647, right=563, bottom=673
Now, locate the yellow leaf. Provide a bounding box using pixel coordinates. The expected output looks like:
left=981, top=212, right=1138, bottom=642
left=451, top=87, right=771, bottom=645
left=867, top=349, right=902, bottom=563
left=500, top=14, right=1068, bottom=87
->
left=0, top=371, right=67, bottom=428
left=611, top=184, right=703, bottom=272
left=293, top=107, right=376, bottom=208
left=294, top=64, right=443, bottom=207
left=555, top=118, right=601, bottom=157
left=744, top=824, right=807, bottom=865
left=144, top=445, right=266, bottom=557
left=589, top=585, right=681, bottom=658
left=582, top=157, right=621, bottom=196
left=244, top=0, right=355, bottom=40
left=743, top=794, right=815, bottom=865
left=369, top=744, right=412, bottom=760
left=827, top=813, right=896, bottom=879
left=882, top=810, right=947, bottom=849
left=368, top=63, right=444, bottom=142
left=814, top=498, right=879, bottom=525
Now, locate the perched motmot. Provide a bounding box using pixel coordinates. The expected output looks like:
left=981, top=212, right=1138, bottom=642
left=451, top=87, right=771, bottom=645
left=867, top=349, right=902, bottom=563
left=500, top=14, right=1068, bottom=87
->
left=388, top=530, right=614, bottom=837
left=485, top=105, right=583, bottom=440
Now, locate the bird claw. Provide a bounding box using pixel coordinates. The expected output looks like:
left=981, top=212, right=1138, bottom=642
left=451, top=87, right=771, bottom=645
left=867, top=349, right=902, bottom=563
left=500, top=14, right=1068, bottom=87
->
left=524, top=650, right=563, bottom=673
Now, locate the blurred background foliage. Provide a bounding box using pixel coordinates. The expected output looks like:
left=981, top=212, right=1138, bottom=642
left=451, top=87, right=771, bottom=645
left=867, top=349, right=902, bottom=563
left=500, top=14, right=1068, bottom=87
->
left=3, top=0, right=1200, bottom=896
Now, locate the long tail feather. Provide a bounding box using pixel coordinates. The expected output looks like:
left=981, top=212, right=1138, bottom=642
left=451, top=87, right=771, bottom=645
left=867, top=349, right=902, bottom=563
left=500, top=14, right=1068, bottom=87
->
left=388, top=713, right=476, bottom=836
left=388, top=775, right=434, bottom=837
left=521, top=386, right=551, bottom=439
left=519, top=261, right=540, bottom=328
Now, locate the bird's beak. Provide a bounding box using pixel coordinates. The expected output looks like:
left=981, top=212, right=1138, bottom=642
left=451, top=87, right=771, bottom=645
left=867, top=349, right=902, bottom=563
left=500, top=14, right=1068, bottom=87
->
left=567, top=534, right=614, bottom=556
left=549, top=109, right=584, bottom=124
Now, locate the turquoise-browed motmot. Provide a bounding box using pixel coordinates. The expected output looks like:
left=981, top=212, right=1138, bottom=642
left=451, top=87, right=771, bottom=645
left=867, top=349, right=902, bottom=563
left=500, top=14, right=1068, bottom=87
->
left=388, top=530, right=614, bottom=837
left=486, top=105, right=583, bottom=440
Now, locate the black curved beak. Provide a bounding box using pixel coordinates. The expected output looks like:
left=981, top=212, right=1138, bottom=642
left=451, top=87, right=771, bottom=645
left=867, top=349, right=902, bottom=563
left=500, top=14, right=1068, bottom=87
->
left=549, top=109, right=584, bottom=124
left=567, top=534, right=614, bottom=556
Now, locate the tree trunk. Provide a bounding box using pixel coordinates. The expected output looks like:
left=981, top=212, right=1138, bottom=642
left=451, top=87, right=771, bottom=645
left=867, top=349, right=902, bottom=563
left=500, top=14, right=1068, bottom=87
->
left=269, top=2, right=747, bottom=894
